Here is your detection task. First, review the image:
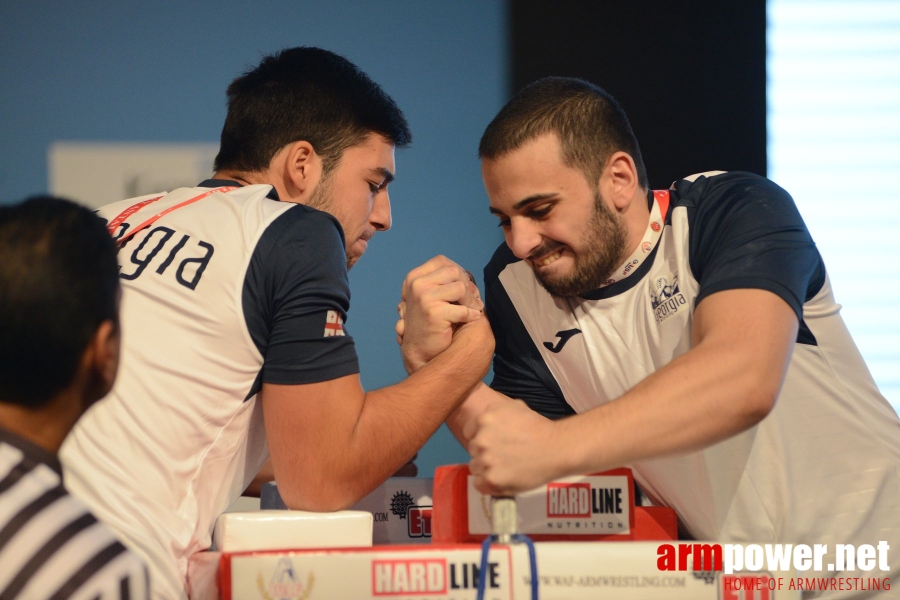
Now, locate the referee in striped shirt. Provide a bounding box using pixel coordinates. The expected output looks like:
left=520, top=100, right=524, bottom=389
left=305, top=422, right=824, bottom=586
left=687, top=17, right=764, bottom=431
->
left=0, top=197, right=148, bottom=599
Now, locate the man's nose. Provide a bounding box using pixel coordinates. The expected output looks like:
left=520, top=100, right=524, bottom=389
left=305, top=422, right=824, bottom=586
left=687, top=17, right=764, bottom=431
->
left=371, top=190, right=391, bottom=232
left=506, top=219, right=542, bottom=259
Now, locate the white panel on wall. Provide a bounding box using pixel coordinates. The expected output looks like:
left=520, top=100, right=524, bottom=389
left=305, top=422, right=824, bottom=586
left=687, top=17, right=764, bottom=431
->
left=49, top=142, right=218, bottom=209
left=768, top=0, right=900, bottom=413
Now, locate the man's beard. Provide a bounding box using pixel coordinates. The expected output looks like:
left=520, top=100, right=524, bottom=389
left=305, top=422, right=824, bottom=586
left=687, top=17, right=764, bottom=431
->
left=305, top=173, right=359, bottom=270
left=306, top=170, right=334, bottom=213
left=533, top=190, right=628, bottom=298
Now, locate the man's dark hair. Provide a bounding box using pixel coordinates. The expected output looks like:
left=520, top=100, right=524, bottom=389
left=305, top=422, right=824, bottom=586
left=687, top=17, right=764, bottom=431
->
left=214, top=46, right=412, bottom=175
left=479, top=77, right=648, bottom=189
left=0, top=197, right=120, bottom=407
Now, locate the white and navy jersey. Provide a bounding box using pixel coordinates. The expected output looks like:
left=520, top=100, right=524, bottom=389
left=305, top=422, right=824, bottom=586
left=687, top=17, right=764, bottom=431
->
left=0, top=428, right=148, bottom=599
left=60, top=181, right=359, bottom=599
left=487, top=172, right=900, bottom=592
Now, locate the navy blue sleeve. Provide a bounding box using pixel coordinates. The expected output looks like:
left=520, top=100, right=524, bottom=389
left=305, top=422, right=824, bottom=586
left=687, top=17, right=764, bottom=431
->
left=485, top=244, right=575, bottom=420
left=242, top=206, right=359, bottom=391
left=675, top=172, right=825, bottom=319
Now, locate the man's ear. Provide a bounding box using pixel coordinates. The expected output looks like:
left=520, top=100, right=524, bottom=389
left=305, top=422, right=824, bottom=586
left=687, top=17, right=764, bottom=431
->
left=283, top=141, right=324, bottom=198
left=600, top=151, right=640, bottom=210
left=81, top=319, right=120, bottom=406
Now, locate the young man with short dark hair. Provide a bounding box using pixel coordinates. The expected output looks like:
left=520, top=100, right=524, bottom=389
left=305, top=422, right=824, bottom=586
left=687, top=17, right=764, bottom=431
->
left=60, top=47, right=492, bottom=598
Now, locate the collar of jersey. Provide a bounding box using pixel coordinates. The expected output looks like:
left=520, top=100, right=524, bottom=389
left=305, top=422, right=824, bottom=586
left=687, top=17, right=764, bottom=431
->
left=0, top=426, right=63, bottom=475
left=579, top=190, right=666, bottom=301
left=197, top=179, right=280, bottom=201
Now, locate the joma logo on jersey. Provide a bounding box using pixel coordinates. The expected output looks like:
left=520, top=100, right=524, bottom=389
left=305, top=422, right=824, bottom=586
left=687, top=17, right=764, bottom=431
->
left=372, top=558, right=447, bottom=595
left=547, top=483, right=624, bottom=518
left=650, top=274, right=687, bottom=323
left=324, top=310, right=345, bottom=336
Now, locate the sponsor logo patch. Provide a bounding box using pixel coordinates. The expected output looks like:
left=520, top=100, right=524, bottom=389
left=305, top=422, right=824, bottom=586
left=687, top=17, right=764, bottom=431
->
left=543, top=328, right=582, bottom=353
left=650, top=274, right=687, bottom=323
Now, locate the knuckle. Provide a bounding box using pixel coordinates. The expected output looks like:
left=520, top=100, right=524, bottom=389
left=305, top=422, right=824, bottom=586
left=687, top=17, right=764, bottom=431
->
left=409, top=278, right=427, bottom=296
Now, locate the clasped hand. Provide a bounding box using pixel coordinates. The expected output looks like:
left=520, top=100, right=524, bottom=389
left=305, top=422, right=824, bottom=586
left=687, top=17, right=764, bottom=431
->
left=465, top=399, right=564, bottom=496
left=396, top=255, right=485, bottom=373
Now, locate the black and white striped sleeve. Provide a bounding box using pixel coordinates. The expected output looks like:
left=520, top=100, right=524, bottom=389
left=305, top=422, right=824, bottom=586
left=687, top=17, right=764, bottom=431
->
left=0, top=437, right=149, bottom=599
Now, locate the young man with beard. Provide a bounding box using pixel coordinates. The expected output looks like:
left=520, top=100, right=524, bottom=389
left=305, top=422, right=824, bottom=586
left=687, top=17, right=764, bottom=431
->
left=0, top=197, right=148, bottom=599
left=399, top=77, right=899, bottom=598
left=60, top=47, right=492, bottom=599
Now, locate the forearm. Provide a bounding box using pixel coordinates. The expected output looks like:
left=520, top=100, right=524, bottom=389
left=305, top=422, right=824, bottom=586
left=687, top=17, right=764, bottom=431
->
left=274, top=324, right=492, bottom=511
left=446, top=382, right=510, bottom=451
left=557, top=338, right=787, bottom=477
left=466, top=290, right=800, bottom=497
left=341, top=361, right=483, bottom=496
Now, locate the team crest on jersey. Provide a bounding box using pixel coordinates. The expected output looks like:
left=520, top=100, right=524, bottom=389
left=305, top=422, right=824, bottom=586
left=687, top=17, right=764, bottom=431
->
left=650, top=274, right=687, bottom=323
left=324, top=310, right=345, bottom=337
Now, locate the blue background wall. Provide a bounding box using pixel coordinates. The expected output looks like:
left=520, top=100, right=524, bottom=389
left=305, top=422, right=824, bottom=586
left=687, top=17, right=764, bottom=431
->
left=0, top=1, right=508, bottom=477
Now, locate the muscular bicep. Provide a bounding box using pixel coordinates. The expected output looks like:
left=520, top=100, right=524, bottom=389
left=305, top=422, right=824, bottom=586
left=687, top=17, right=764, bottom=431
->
left=692, top=288, right=799, bottom=415
left=682, top=172, right=824, bottom=321
left=261, top=375, right=365, bottom=501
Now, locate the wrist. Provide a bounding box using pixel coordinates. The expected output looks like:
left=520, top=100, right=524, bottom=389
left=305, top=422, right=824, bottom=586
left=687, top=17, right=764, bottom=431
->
left=553, top=415, right=593, bottom=477
left=401, top=353, right=426, bottom=375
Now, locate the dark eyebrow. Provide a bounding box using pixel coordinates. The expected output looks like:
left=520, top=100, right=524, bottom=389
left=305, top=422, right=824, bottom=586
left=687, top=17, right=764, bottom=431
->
left=370, top=167, right=395, bottom=185
left=489, top=193, right=558, bottom=216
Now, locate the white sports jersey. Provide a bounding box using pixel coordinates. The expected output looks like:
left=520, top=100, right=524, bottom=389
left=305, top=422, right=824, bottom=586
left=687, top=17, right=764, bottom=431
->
left=0, top=428, right=148, bottom=599
left=61, top=182, right=360, bottom=599
left=486, top=172, right=900, bottom=598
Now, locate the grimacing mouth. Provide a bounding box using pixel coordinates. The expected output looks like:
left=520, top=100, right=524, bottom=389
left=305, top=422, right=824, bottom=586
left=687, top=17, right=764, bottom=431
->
left=528, top=243, right=568, bottom=267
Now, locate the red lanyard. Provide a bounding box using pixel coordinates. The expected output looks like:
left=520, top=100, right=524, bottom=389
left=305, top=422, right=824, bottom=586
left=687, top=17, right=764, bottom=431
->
left=107, top=186, right=237, bottom=246
left=653, top=189, right=670, bottom=219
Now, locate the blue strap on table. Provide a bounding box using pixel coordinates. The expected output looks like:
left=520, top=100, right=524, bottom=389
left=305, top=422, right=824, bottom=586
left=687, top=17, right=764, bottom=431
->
left=476, top=533, right=539, bottom=600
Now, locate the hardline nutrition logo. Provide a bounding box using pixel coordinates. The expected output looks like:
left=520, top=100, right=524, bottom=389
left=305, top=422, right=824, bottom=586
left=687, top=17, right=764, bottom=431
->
left=372, top=558, right=447, bottom=596
left=546, top=482, right=623, bottom=519
left=657, top=542, right=892, bottom=595
left=547, top=482, right=590, bottom=518
left=469, top=474, right=631, bottom=535
left=371, top=558, right=502, bottom=595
